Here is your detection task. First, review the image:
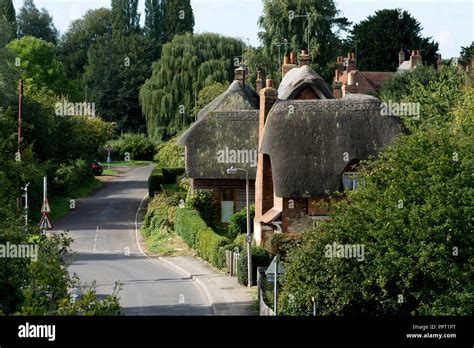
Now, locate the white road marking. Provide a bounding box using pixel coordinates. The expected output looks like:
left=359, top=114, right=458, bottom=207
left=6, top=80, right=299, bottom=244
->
left=93, top=226, right=99, bottom=253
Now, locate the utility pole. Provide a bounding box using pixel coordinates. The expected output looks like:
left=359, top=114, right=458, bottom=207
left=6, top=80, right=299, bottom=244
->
left=274, top=255, right=278, bottom=315
left=18, top=80, right=23, bottom=156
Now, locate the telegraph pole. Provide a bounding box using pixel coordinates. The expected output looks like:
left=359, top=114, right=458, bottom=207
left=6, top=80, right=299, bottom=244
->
left=18, top=80, right=23, bottom=156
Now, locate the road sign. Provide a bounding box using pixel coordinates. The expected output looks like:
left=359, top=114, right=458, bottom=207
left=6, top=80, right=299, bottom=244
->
left=41, top=198, right=51, bottom=214
left=106, top=145, right=113, bottom=152
left=107, top=156, right=112, bottom=163
left=245, top=235, right=253, bottom=244
left=39, top=213, right=53, bottom=230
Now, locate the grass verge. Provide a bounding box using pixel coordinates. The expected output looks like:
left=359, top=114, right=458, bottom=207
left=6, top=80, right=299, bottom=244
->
left=108, top=160, right=152, bottom=167
left=48, top=178, right=103, bottom=221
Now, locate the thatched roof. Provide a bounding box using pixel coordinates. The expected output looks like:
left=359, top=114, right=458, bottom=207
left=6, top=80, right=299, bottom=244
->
left=197, top=80, right=259, bottom=120
left=178, top=110, right=259, bottom=180
left=260, top=93, right=404, bottom=197
left=278, top=65, right=334, bottom=100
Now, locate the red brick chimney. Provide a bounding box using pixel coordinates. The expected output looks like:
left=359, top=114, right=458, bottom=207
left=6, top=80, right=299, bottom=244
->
left=409, top=49, right=422, bottom=68
left=234, top=64, right=248, bottom=85
left=256, top=71, right=263, bottom=94
left=282, top=54, right=297, bottom=78
left=255, top=79, right=278, bottom=223
left=298, top=50, right=310, bottom=67
left=347, top=52, right=356, bottom=73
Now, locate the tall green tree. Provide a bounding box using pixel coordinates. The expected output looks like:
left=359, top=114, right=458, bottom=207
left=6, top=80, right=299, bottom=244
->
left=7, top=36, right=66, bottom=95
left=140, top=33, right=243, bottom=139
left=348, top=9, right=439, bottom=71
left=162, top=0, right=194, bottom=43
left=0, top=0, right=16, bottom=38
left=111, top=0, right=140, bottom=38
left=59, top=8, right=112, bottom=80
left=257, top=0, right=349, bottom=83
left=144, top=0, right=163, bottom=42
left=17, top=0, right=58, bottom=44
left=459, top=42, right=474, bottom=68
left=84, top=34, right=154, bottom=132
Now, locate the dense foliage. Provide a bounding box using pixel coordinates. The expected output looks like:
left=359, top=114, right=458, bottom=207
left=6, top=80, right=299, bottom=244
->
left=140, top=33, right=244, bottom=138
left=237, top=246, right=272, bottom=286
left=175, top=208, right=229, bottom=269
left=257, top=0, right=349, bottom=83
left=347, top=9, right=439, bottom=71
left=227, top=205, right=255, bottom=239
left=17, top=0, right=58, bottom=44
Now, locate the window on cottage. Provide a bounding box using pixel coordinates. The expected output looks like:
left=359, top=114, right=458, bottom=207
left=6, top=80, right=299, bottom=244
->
left=342, top=172, right=359, bottom=190
left=220, top=190, right=235, bottom=223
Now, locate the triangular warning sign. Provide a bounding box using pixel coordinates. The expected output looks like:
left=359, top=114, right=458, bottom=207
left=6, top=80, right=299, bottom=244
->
left=41, top=198, right=51, bottom=214
left=39, top=213, right=53, bottom=230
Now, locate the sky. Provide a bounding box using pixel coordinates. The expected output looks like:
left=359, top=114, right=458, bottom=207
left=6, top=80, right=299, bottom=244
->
left=11, top=0, right=474, bottom=58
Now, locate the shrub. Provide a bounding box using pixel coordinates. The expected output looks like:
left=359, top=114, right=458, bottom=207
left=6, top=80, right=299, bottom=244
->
left=237, top=246, right=272, bottom=286
left=174, top=208, right=207, bottom=248
left=227, top=205, right=255, bottom=238
left=196, top=227, right=230, bottom=269
left=148, top=168, right=164, bottom=197
left=186, top=189, right=217, bottom=227
left=175, top=208, right=231, bottom=269
left=108, top=133, right=157, bottom=161
left=154, top=136, right=184, bottom=167
left=142, top=204, right=168, bottom=238
left=162, top=167, right=185, bottom=184
left=270, top=233, right=303, bottom=260
left=52, top=159, right=94, bottom=196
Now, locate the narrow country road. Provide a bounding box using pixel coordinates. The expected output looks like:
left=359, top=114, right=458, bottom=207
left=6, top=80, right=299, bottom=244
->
left=53, top=165, right=213, bottom=315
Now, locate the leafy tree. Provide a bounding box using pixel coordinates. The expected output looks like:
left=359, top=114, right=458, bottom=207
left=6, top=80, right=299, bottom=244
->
left=17, top=0, right=58, bottom=44
left=257, top=0, right=350, bottom=83
left=459, top=42, right=474, bottom=68
left=0, top=0, right=16, bottom=39
left=84, top=34, right=154, bottom=131
left=144, top=0, right=163, bottom=42
left=140, top=33, right=243, bottom=139
left=347, top=9, right=439, bottom=72
left=111, top=0, right=140, bottom=38
left=59, top=8, right=112, bottom=81
left=7, top=36, right=66, bottom=95
left=379, top=65, right=438, bottom=102
left=280, top=67, right=473, bottom=316
left=0, top=16, right=16, bottom=45
left=0, top=0, right=15, bottom=23
left=162, top=0, right=194, bottom=43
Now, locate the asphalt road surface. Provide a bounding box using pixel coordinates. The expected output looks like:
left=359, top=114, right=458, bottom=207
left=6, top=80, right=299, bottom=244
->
left=53, top=165, right=213, bottom=315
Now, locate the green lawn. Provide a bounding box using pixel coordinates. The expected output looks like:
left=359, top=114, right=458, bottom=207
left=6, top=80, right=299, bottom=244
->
left=108, top=160, right=153, bottom=167
left=102, top=169, right=119, bottom=176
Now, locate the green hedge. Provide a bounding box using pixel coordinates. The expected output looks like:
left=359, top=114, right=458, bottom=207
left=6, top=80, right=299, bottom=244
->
left=237, top=246, right=272, bottom=286
left=148, top=167, right=164, bottom=198
left=162, top=167, right=185, bottom=184
left=175, top=208, right=230, bottom=269
left=196, top=228, right=229, bottom=269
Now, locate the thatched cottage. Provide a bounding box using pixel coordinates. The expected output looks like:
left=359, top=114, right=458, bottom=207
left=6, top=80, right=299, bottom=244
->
left=177, top=67, right=260, bottom=223
left=254, top=51, right=404, bottom=246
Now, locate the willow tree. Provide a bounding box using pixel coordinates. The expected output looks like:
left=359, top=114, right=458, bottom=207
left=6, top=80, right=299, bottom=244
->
left=258, top=0, right=349, bottom=83
left=140, top=33, right=243, bottom=139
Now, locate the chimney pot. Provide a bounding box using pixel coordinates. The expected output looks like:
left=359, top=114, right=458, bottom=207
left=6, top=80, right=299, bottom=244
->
left=283, top=55, right=289, bottom=65
left=266, top=79, right=273, bottom=88
left=290, top=52, right=295, bottom=64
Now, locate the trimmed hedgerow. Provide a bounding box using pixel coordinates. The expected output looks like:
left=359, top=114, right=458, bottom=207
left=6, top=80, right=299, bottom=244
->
left=162, top=167, right=185, bottom=184
left=148, top=167, right=164, bottom=197
left=175, top=207, right=230, bottom=269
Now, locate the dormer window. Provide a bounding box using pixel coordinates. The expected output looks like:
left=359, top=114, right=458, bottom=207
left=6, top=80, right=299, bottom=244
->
left=342, top=172, right=359, bottom=191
